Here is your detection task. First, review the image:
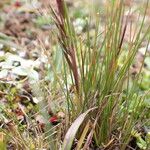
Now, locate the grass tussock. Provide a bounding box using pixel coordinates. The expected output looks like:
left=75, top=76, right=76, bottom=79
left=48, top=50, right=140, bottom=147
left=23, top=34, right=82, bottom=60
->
left=49, top=0, right=150, bottom=149
left=1, top=0, right=150, bottom=150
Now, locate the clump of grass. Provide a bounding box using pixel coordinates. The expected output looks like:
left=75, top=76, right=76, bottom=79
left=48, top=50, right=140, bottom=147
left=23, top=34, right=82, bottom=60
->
left=1, top=0, right=150, bottom=149
left=50, top=0, right=150, bottom=149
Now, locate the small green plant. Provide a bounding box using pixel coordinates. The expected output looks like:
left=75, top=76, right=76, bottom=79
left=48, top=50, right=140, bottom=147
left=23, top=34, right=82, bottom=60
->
left=1, top=0, right=150, bottom=149
left=49, top=0, right=150, bottom=149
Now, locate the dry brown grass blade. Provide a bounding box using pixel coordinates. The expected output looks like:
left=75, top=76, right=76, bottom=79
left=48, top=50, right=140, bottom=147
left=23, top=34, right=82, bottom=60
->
left=62, top=107, right=97, bottom=150
left=76, top=120, right=91, bottom=150
left=50, top=0, right=80, bottom=93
